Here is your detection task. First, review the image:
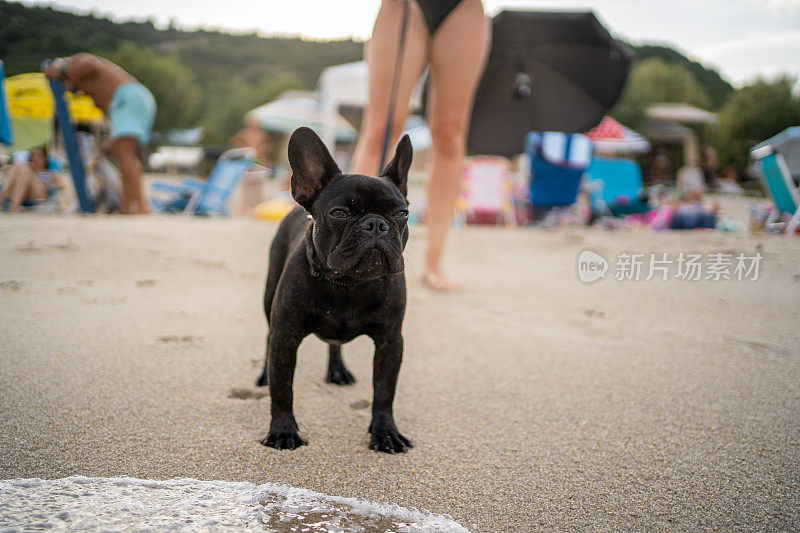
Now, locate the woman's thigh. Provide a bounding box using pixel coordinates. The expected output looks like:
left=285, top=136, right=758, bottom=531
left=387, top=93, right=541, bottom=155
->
left=361, top=0, right=430, bottom=137
left=427, top=0, right=490, bottom=142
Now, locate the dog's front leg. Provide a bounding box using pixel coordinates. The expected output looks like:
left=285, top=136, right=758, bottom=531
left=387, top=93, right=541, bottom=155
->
left=261, top=330, right=307, bottom=450
left=368, top=333, right=412, bottom=453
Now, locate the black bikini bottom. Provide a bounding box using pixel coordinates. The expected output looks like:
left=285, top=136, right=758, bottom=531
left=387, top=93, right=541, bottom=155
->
left=416, top=0, right=463, bottom=34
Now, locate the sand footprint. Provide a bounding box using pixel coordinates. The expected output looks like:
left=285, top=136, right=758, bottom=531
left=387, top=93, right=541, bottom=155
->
left=228, top=388, right=268, bottom=400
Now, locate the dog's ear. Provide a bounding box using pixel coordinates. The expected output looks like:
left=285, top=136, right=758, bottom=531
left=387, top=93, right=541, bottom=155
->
left=288, top=127, right=341, bottom=209
left=379, top=134, right=412, bottom=198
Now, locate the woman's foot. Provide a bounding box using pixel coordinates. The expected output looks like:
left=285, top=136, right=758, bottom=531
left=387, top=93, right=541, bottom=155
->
left=422, top=270, right=459, bottom=291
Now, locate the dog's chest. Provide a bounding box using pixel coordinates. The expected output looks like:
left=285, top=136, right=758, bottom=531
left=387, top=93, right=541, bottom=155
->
left=311, top=298, right=381, bottom=344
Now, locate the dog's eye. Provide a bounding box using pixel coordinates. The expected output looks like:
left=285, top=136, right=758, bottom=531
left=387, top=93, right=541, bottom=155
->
left=330, top=209, right=350, bottom=219
left=394, top=210, right=409, bottom=220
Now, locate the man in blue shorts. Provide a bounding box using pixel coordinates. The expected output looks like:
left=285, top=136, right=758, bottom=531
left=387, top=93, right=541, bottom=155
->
left=45, top=53, right=156, bottom=214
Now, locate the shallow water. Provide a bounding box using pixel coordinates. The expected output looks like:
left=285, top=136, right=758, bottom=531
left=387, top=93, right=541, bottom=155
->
left=0, top=476, right=468, bottom=532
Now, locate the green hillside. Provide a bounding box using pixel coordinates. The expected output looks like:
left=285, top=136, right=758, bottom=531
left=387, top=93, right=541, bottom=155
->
left=0, top=1, right=363, bottom=88
left=631, top=44, right=733, bottom=109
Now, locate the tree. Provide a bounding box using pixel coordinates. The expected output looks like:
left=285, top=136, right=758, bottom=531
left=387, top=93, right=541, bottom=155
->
left=200, top=73, right=301, bottom=145
left=632, top=44, right=733, bottom=108
left=106, top=43, right=200, bottom=132
left=612, top=58, right=712, bottom=130
left=710, top=76, right=800, bottom=170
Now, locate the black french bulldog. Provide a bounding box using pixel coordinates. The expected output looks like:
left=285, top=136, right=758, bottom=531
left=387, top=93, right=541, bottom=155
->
left=256, top=127, right=413, bottom=454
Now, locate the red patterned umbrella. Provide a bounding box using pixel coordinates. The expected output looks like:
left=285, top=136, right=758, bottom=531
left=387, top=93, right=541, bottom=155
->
left=584, top=116, right=650, bottom=154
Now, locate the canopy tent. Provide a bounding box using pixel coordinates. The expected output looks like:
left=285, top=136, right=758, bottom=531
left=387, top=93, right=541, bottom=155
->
left=584, top=116, right=650, bottom=154
left=642, top=103, right=717, bottom=166
left=316, top=61, right=426, bottom=150
left=646, top=103, right=717, bottom=125
left=751, top=127, right=800, bottom=180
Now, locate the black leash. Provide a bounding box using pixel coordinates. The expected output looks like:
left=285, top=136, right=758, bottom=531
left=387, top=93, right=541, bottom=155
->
left=378, top=0, right=410, bottom=174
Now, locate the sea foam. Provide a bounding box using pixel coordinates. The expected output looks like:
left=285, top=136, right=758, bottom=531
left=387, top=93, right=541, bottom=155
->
left=0, top=476, right=469, bottom=532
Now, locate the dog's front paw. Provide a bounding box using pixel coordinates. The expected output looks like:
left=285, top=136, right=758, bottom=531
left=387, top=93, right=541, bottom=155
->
left=261, top=425, right=307, bottom=450
left=368, top=421, right=412, bottom=454
left=326, top=366, right=356, bottom=385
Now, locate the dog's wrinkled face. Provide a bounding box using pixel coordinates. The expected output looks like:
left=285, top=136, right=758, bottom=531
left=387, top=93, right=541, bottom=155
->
left=311, top=175, right=409, bottom=279
left=288, top=127, right=411, bottom=281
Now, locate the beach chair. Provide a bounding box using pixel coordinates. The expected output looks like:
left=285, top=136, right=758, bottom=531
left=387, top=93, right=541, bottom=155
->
left=455, top=156, right=516, bottom=226
left=751, top=145, right=800, bottom=235
left=151, top=147, right=256, bottom=216
left=585, top=157, right=651, bottom=217
left=525, top=131, right=592, bottom=215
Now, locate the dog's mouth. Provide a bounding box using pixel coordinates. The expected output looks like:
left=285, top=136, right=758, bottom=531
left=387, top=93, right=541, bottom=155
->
left=327, top=242, right=404, bottom=280
left=352, top=248, right=392, bottom=278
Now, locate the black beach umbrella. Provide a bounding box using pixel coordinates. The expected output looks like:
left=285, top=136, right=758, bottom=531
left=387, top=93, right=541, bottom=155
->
left=468, top=11, right=633, bottom=156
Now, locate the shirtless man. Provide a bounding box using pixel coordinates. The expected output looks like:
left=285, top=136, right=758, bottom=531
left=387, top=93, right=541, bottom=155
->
left=44, top=53, right=156, bottom=214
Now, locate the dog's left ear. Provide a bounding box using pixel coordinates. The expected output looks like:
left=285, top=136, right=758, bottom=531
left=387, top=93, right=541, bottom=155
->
left=288, top=127, right=341, bottom=210
left=380, top=135, right=412, bottom=199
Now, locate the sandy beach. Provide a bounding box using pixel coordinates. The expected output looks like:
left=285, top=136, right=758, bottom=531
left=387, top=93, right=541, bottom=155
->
left=1, top=196, right=799, bottom=531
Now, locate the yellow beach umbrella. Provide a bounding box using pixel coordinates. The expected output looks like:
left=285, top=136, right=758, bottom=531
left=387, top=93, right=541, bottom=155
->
left=66, top=92, right=104, bottom=123
left=6, top=73, right=53, bottom=119
left=6, top=72, right=104, bottom=123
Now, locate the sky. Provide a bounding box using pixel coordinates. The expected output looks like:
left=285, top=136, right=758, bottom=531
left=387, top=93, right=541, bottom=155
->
left=22, top=0, right=800, bottom=87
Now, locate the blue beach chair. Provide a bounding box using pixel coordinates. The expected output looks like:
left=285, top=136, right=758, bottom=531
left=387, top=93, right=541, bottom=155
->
left=751, top=145, right=800, bottom=235
left=526, top=131, right=592, bottom=211
left=151, top=147, right=256, bottom=215
left=585, top=157, right=651, bottom=217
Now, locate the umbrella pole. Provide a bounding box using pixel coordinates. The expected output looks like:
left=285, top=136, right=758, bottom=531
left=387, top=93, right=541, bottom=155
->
left=378, top=0, right=410, bottom=174
left=49, top=78, right=95, bottom=213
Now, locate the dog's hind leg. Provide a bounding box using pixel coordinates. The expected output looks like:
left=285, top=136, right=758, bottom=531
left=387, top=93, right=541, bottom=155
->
left=256, top=335, right=269, bottom=387
left=325, top=345, right=356, bottom=385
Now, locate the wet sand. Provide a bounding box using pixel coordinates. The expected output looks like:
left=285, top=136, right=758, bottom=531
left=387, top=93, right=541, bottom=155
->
left=1, top=201, right=799, bottom=531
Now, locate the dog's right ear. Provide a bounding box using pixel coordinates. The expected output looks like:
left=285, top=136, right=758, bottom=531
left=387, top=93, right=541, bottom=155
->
left=379, top=134, right=412, bottom=199
left=288, top=127, right=341, bottom=210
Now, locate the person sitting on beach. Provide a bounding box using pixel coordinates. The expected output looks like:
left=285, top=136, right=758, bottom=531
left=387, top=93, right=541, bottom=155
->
left=670, top=186, right=720, bottom=230
left=716, top=164, right=745, bottom=195
left=229, top=116, right=272, bottom=167
left=0, top=146, right=63, bottom=212
left=44, top=53, right=156, bottom=215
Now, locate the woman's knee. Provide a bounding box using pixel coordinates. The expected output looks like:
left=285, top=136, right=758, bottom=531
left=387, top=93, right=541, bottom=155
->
left=358, top=117, right=407, bottom=155
left=430, top=118, right=467, bottom=160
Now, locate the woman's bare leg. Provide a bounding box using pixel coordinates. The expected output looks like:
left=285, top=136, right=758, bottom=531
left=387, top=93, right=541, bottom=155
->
left=350, top=0, right=430, bottom=176
left=2, top=164, right=48, bottom=212
left=0, top=168, right=15, bottom=203
left=424, top=0, right=490, bottom=289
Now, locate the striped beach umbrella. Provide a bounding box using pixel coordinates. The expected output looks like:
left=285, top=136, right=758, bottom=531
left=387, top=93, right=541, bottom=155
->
left=246, top=98, right=356, bottom=142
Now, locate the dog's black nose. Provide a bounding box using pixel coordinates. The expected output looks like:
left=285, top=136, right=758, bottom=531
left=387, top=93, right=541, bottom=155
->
left=360, top=216, right=389, bottom=237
